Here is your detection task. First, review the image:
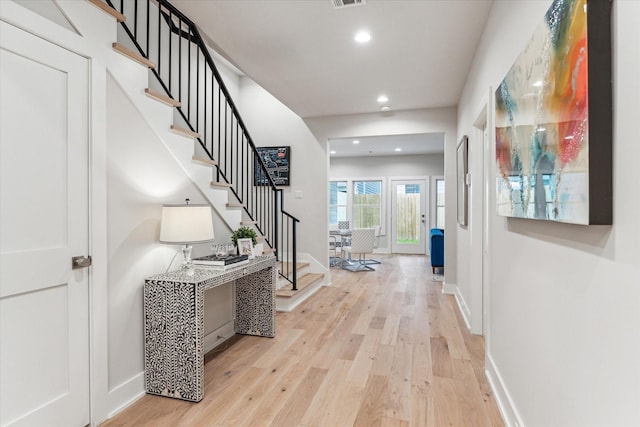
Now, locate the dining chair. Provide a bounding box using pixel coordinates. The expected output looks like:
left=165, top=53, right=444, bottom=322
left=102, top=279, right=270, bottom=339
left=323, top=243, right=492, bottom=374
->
left=363, top=225, right=382, bottom=265
left=341, top=228, right=376, bottom=271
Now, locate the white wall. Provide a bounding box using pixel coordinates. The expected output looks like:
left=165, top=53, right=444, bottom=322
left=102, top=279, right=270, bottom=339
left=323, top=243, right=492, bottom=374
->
left=458, top=1, right=640, bottom=426
left=106, top=74, right=232, bottom=396
left=306, top=108, right=458, bottom=281
left=0, top=2, right=242, bottom=422
left=236, top=78, right=328, bottom=265
left=330, top=154, right=445, bottom=251
left=330, top=154, right=444, bottom=178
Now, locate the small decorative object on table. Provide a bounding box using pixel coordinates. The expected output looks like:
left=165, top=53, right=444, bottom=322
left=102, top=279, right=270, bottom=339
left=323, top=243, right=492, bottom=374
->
left=192, top=253, right=249, bottom=270
left=231, top=226, right=258, bottom=258
left=237, top=238, right=254, bottom=259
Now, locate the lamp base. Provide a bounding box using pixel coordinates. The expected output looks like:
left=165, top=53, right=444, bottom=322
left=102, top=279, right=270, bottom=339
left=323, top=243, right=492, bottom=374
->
left=181, top=244, right=194, bottom=276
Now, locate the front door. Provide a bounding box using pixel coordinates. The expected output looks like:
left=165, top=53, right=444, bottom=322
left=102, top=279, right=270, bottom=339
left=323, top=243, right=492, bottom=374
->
left=391, top=179, right=427, bottom=254
left=0, top=22, right=90, bottom=426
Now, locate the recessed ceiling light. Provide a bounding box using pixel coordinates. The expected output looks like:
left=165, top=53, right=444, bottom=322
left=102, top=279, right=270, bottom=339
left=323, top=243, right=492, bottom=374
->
left=395, top=148, right=402, bottom=152
left=532, top=80, right=543, bottom=87
left=330, top=150, right=336, bottom=154
left=355, top=31, right=371, bottom=43
left=352, top=140, right=360, bottom=144
left=377, top=95, right=388, bottom=103
left=380, top=106, right=391, bottom=112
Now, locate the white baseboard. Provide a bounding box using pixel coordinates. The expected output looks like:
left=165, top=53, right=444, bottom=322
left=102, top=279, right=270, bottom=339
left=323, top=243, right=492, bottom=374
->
left=442, top=280, right=457, bottom=295
left=203, top=320, right=236, bottom=354
left=453, top=286, right=471, bottom=331
left=485, top=353, right=525, bottom=427
left=107, top=372, right=145, bottom=420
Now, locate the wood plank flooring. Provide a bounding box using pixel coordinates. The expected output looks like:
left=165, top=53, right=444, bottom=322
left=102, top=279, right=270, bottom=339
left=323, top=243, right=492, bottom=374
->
left=100, top=255, right=504, bottom=427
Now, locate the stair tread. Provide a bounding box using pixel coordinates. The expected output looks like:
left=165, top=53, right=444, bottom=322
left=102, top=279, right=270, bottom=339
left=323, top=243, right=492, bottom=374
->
left=145, top=88, right=180, bottom=107
left=170, top=125, right=200, bottom=139
left=192, top=156, right=217, bottom=166
left=88, top=0, right=126, bottom=22
left=210, top=181, right=232, bottom=188
left=241, top=220, right=257, bottom=225
left=112, top=43, right=155, bottom=69
left=278, top=261, right=310, bottom=272
left=226, top=203, right=243, bottom=208
left=276, top=273, right=324, bottom=297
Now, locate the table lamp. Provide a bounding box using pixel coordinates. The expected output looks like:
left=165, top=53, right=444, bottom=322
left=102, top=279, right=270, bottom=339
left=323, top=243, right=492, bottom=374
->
left=159, top=199, right=215, bottom=275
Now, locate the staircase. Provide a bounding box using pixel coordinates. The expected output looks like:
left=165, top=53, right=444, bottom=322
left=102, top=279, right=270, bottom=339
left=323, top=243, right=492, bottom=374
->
left=275, top=261, right=324, bottom=312
left=87, top=0, right=325, bottom=296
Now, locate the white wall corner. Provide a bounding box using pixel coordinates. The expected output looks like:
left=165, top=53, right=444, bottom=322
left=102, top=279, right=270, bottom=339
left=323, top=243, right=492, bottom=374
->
left=295, top=252, right=330, bottom=284
left=106, top=373, right=145, bottom=421
left=441, top=280, right=457, bottom=296
left=485, top=353, right=526, bottom=427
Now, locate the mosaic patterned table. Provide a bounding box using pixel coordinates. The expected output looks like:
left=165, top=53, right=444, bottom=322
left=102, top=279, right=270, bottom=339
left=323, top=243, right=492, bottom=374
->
left=144, top=255, right=276, bottom=402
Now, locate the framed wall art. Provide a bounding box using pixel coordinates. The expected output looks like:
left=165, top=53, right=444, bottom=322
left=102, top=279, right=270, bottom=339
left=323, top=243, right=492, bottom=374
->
left=494, top=0, right=612, bottom=225
left=254, top=146, right=290, bottom=186
left=457, top=135, right=468, bottom=226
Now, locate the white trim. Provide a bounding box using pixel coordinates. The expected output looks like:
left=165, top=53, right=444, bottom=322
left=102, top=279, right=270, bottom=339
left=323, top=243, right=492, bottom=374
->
left=486, top=353, right=526, bottom=427
left=442, top=281, right=457, bottom=295
left=452, top=285, right=471, bottom=331
left=106, top=373, right=145, bottom=420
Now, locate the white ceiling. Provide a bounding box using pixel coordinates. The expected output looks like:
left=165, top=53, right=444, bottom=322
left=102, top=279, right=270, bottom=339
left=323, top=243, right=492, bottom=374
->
left=329, top=132, right=444, bottom=158
left=171, top=0, right=493, bottom=156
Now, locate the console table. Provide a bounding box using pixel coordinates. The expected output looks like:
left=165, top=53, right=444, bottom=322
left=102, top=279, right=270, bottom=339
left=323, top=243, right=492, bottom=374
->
left=144, top=255, right=276, bottom=402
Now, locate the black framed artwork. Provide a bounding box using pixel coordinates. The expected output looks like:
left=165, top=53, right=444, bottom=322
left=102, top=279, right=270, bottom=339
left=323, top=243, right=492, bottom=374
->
left=254, top=146, right=290, bottom=186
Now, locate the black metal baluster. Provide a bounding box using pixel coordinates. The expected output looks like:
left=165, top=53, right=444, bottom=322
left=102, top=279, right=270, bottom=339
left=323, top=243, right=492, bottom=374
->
left=133, top=0, right=138, bottom=39
left=196, top=49, right=199, bottom=133
left=168, top=10, right=172, bottom=93
left=203, top=66, right=207, bottom=146
left=146, top=0, right=150, bottom=55
left=157, top=0, right=161, bottom=76
left=178, top=17, right=182, bottom=104
left=187, top=27, right=191, bottom=122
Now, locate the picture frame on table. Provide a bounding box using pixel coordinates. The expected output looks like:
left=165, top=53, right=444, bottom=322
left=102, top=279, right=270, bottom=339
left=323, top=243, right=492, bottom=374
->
left=237, top=238, right=255, bottom=259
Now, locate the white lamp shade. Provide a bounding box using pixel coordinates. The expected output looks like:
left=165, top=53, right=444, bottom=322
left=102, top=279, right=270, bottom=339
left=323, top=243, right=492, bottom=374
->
left=159, top=204, right=215, bottom=244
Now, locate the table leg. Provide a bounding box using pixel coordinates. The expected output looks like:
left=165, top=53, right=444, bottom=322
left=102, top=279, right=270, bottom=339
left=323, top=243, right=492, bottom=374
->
left=235, top=265, right=275, bottom=337
left=144, top=281, right=204, bottom=402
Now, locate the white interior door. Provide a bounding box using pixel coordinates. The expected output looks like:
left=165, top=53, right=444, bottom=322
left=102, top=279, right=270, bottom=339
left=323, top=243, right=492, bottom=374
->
left=0, top=22, right=90, bottom=426
left=391, top=180, right=427, bottom=254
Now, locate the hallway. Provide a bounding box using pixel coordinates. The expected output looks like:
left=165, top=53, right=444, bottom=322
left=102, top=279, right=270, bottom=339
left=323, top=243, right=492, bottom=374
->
left=102, top=255, right=503, bottom=426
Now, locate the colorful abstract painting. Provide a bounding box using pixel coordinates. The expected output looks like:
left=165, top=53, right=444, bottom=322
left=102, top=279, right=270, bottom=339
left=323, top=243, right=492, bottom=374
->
left=495, top=0, right=612, bottom=225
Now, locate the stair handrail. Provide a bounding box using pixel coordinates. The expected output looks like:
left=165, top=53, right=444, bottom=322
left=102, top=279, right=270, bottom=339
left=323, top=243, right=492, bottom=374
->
left=104, top=0, right=300, bottom=286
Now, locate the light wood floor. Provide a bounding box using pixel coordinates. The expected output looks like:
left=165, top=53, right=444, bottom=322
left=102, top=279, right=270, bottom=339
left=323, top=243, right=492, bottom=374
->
left=101, top=255, right=504, bottom=427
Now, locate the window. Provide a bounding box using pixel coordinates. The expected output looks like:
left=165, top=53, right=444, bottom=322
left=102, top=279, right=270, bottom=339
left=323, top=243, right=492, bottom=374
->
left=352, top=180, right=382, bottom=228
left=329, top=181, right=347, bottom=224
left=435, top=179, right=445, bottom=229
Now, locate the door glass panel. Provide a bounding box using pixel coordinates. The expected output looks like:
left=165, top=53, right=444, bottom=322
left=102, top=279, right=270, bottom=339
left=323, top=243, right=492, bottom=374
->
left=395, top=184, right=420, bottom=244
left=436, top=179, right=445, bottom=229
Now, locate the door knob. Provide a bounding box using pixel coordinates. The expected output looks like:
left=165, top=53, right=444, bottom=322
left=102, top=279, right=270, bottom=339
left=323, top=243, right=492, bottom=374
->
left=72, top=255, right=92, bottom=269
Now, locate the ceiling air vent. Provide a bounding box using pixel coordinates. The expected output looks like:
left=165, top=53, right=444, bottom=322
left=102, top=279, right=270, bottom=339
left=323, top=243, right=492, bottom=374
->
left=332, top=0, right=366, bottom=9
